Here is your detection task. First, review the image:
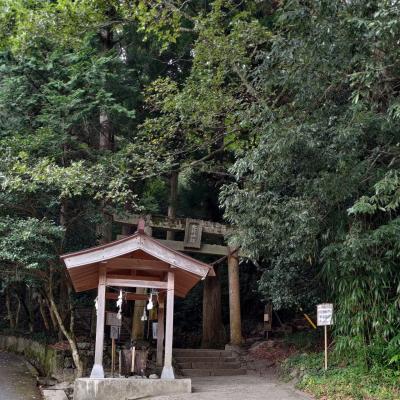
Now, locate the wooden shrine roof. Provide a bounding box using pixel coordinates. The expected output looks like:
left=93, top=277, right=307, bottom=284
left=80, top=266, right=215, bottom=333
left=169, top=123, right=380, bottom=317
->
left=60, top=228, right=215, bottom=297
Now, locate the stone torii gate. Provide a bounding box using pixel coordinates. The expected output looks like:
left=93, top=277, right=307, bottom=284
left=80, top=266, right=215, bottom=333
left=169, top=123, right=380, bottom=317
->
left=61, top=220, right=215, bottom=379
left=114, top=213, right=243, bottom=346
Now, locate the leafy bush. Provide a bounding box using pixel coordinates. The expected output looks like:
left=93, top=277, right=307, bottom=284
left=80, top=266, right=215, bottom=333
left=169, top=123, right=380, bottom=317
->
left=283, top=352, right=400, bottom=400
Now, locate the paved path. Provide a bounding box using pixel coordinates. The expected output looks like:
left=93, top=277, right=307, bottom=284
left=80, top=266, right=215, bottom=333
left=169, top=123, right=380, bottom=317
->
left=0, top=351, right=310, bottom=400
left=152, top=374, right=312, bottom=400
left=0, top=351, right=41, bottom=400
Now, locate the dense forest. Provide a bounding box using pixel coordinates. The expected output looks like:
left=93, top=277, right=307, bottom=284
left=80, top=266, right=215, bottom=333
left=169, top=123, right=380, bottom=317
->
left=0, top=0, right=399, bottom=397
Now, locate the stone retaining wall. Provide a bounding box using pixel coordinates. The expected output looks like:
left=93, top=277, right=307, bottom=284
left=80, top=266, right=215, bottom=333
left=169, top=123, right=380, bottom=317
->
left=0, top=335, right=66, bottom=380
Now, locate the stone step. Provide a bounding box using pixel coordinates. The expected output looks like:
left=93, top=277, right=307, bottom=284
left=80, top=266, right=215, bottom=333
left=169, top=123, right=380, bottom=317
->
left=180, top=368, right=247, bottom=377
left=173, top=349, right=232, bottom=358
left=177, top=361, right=241, bottom=369
left=175, top=357, right=237, bottom=364
left=174, top=348, right=228, bottom=353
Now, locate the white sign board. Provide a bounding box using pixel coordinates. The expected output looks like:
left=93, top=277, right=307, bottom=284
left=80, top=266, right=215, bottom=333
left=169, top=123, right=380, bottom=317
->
left=317, top=303, right=333, bottom=326
left=106, top=312, right=122, bottom=327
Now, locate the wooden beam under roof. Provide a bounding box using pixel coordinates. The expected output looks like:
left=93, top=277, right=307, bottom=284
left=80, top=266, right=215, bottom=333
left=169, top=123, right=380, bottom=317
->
left=102, top=258, right=170, bottom=270
left=106, top=274, right=163, bottom=282
left=106, top=277, right=168, bottom=290
left=106, top=292, right=148, bottom=301
left=116, top=235, right=229, bottom=256
left=113, top=213, right=232, bottom=236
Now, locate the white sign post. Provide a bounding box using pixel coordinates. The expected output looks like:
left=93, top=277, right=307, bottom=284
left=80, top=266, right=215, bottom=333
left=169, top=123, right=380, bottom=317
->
left=317, top=303, right=333, bottom=370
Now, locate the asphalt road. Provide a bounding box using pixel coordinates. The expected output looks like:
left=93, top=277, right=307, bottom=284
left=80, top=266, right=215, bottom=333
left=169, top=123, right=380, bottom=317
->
left=0, top=351, right=41, bottom=400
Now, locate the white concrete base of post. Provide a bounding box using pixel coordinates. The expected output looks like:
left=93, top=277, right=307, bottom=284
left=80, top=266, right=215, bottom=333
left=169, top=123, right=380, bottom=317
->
left=161, top=365, right=175, bottom=380
left=90, top=364, right=105, bottom=379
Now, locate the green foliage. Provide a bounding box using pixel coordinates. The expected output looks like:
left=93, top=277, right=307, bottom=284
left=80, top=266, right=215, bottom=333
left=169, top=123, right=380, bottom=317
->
left=0, top=216, right=63, bottom=283
left=1, top=1, right=400, bottom=388
left=0, top=0, right=194, bottom=53
left=214, top=0, right=400, bottom=369
left=0, top=1, right=177, bottom=341
left=283, top=352, right=400, bottom=400
left=283, top=331, right=321, bottom=353
left=349, top=170, right=400, bottom=215
left=323, top=219, right=400, bottom=367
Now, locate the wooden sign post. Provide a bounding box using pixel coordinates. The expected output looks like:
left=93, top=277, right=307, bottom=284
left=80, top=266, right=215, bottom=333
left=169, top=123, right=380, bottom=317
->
left=263, top=303, right=272, bottom=340
left=111, top=337, right=115, bottom=377
left=131, top=346, right=136, bottom=374
left=110, top=326, right=120, bottom=377
left=317, top=303, right=333, bottom=370
left=107, top=312, right=121, bottom=377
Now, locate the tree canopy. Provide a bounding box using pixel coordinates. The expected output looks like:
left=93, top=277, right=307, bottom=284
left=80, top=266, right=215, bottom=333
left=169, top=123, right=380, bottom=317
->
left=0, top=0, right=399, bottom=374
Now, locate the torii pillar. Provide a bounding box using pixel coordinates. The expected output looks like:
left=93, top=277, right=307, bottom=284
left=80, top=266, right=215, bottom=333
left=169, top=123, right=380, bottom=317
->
left=228, top=247, right=242, bottom=345
left=161, top=271, right=175, bottom=379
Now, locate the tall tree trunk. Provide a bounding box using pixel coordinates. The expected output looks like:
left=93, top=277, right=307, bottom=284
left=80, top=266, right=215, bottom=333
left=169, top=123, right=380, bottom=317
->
left=21, top=287, right=35, bottom=333
left=47, top=298, right=59, bottom=333
left=201, top=131, right=226, bottom=348
left=202, top=265, right=225, bottom=348
left=58, top=279, right=69, bottom=341
left=57, top=198, right=83, bottom=376
left=5, top=289, right=15, bottom=329
left=96, top=28, right=114, bottom=245
left=97, top=106, right=114, bottom=244
left=13, top=293, right=21, bottom=329
left=166, top=171, right=178, bottom=240
left=39, top=295, right=50, bottom=331
left=48, top=288, right=83, bottom=377
left=47, top=266, right=83, bottom=377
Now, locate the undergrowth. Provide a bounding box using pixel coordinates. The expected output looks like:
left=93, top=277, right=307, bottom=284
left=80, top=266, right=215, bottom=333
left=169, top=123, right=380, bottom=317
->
left=282, top=352, right=400, bottom=400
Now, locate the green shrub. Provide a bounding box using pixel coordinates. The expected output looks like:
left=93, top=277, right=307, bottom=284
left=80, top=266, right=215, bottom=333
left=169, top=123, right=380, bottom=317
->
left=283, top=352, right=400, bottom=400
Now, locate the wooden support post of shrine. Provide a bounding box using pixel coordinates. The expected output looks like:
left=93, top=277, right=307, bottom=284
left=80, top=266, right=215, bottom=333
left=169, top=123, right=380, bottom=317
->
left=156, top=296, right=165, bottom=367
left=132, top=288, right=146, bottom=340
left=228, top=247, right=242, bottom=346
left=132, top=224, right=152, bottom=340
left=161, top=271, right=175, bottom=379
left=61, top=223, right=214, bottom=380
left=91, top=265, right=106, bottom=378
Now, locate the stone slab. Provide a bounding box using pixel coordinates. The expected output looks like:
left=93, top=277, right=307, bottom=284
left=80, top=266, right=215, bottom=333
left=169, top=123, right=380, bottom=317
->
left=178, top=361, right=241, bottom=369
left=42, top=389, right=69, bottom=400
left=174, top=349, right=231, bottom=357
left=74, top=378, right=192, bottom=400
left=181, top=368, right=247, bottom=377
left=175, top=357, right=237, bottom=363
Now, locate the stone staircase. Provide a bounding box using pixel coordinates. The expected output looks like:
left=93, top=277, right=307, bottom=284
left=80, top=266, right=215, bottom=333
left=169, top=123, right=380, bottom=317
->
left=174, top=348, right=246, bottom=377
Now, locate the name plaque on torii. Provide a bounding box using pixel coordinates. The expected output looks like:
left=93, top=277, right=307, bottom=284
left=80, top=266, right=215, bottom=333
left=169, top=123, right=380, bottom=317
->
left=183, top=219, right=203, bottom=249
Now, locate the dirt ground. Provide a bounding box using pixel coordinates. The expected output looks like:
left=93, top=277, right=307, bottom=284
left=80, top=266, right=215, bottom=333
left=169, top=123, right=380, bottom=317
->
left=151, top=374, right=312, bottom=400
